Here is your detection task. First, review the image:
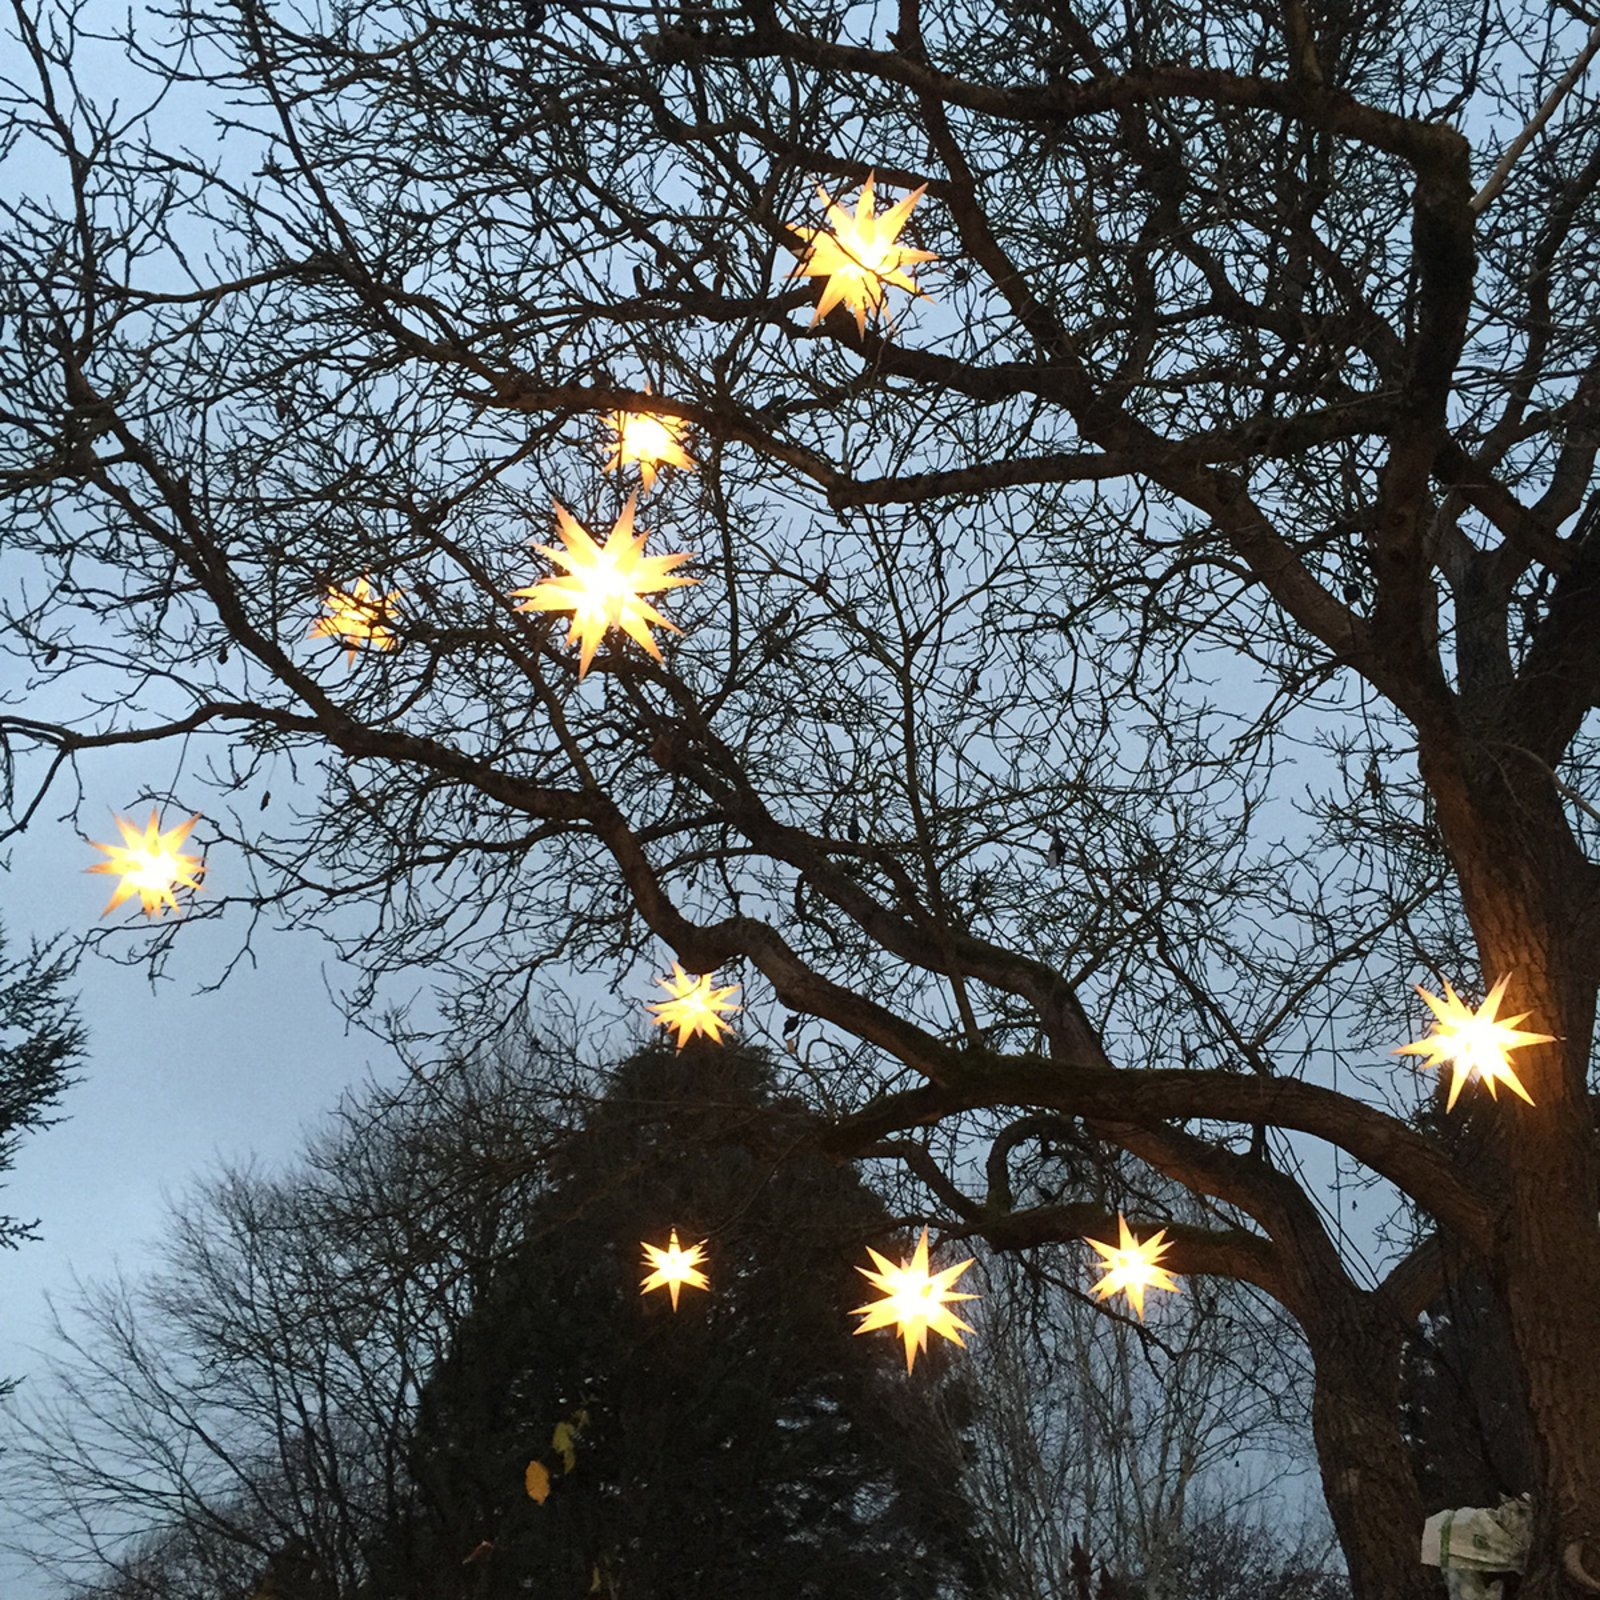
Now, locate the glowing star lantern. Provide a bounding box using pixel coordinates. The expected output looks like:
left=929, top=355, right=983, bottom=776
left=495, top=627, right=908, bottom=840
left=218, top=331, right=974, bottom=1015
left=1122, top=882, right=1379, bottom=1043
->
left=602, top=400, right=695, bottom=492
left=852, top=1227, right=978, bottom=1373
left=790, top=172, right=937, bottom=335
left=310, top=578, right=402, bottom=664
left=1394, top=976, right=1554, bottom=1111
left=1087, top=1214, right=1181, bottom=1321
left=511, top=496, right=695, bottom=679
left=87, top=809, right=204, bottom=918
left=647, top=962, right=741, bottom=1049
left=640, top=1229, right=709, bottom=1311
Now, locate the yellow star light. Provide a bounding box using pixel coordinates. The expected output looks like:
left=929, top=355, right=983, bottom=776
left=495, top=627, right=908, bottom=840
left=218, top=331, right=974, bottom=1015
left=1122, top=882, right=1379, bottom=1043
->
left=640, top=1229, right=710, bottom=1311
left=1087, top=1214, right=1181, bottom=1321
left=310, top=578, right=402, bottom=664
left=602, top=400, right=695, bottom=492
left=790, top=171, right=937, bottom=335
left=87, top=809, right=204, bottom=918
left=852, top=1227, right=978, bottom=1373
left=511, top=496, right=696, bottom=679
left=1394, top=976, right=1553, bottom=1111
left=646, top=962, right=741, bottom=1049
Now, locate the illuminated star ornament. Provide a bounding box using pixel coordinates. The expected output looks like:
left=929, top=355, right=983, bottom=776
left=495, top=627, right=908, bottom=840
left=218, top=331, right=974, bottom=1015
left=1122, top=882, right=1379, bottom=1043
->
left=852, top=1227, right=978, bottom=1373
left=640, top=1229, right=710, bottom=1311
left=647, top=962, right=741, bottom=1048
left=790, top=171, right=937, bottom=335
left=1087, top=1214, right=1181, bottom=1321
left=88, top=810, right=204, bottom=918
left=310, top=578, right=402, bottom=664
left=511, top=496, right=695, bottom=678
left=602, top=396, right=695, bottom=491
left=1395, top=976, right=1553, bottom=1110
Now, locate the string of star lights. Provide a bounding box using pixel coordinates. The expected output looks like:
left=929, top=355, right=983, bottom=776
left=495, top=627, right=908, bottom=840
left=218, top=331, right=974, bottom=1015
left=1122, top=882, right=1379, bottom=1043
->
left=74, top=150, right=1578, bottom=1542
left=1087, top=1214, right=1181, bottom=1321
left=511, top=496, right=696, bottom=679
left=646, top=963, right=741, bottom=1048
left=87, top=810, right=205, bottom=918
left=640, top=1230, right=710, bottom=1310
left=852, top=1227, right=978, bottom=1372
left=310, top=577, right=403, bottom=663
left=1395, top=976, right=1554, bottom=1110
left=790, top=171, right=937, bottom=335
left=69, top=168, right=1026, bottom=1390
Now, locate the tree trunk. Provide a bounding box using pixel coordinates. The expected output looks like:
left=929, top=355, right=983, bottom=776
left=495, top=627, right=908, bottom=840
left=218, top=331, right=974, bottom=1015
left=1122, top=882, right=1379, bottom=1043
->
left=1308, top=1309, right=1439, bottom=1600
left=1495, top=1099, right=1600, bottom=1600
left=1421, top=735, right=1600, bottom=1598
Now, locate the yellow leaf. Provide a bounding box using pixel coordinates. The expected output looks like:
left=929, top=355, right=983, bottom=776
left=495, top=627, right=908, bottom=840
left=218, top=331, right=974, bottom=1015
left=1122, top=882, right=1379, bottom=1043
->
left=525, top=1460, right=552, bottom=1503
left=551, top=1420, right=579, bottom=1474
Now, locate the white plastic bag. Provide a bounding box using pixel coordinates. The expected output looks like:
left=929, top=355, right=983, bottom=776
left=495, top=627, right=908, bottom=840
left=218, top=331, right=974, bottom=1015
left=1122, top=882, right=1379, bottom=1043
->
left=1420, top=1495, right=1534, bottom=1599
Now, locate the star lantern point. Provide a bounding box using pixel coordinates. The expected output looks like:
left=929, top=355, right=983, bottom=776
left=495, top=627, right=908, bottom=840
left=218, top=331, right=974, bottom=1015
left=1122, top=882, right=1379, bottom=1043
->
left=852, top=1226, right=978, bottom=1372
left=87, top=809, right=204, bottom=918
left=1394, top=975, right=1553, bottom=1110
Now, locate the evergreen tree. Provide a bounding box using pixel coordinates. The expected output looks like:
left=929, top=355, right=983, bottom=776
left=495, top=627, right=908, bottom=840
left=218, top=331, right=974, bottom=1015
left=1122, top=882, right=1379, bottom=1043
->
left=0, top=919, right=84, bottom=1397
left=391, top=1041, right=983, bottom=1600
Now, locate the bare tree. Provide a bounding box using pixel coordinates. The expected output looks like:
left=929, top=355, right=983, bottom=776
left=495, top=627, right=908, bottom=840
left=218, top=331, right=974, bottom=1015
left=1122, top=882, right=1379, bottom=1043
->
left=960, top=1227, right=1339, bottom=1599
left=2, top=1040, right=567, bottom=1597
left=5, top=0, right=1600, bottom=1592
left=2, top=1038, right=989, bottom=1599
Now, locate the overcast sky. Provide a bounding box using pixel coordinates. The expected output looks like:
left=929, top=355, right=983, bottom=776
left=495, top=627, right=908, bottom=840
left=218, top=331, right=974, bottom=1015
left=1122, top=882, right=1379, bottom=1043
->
left=0, top=746, right=409, bottom=1596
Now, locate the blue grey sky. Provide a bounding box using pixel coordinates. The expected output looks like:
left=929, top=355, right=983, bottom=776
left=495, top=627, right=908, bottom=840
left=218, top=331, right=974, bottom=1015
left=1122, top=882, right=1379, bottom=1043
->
left=1, top=755, right=398, bottom=1594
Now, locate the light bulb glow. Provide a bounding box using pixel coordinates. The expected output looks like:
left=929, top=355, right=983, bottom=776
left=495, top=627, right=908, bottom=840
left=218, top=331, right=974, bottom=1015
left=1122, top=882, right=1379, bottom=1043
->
left=1394, top=976, right=1553, bottom=1110
left=640, top=1229, right=709, bottom=1310
left=87, top=809, right=204, bottom=918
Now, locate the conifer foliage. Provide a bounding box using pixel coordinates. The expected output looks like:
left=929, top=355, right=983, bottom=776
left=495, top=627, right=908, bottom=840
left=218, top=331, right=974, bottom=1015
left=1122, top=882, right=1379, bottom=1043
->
left=0, top=921, right=83, bottom=1261
left=391, top=1043, right=983, bottom=1600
